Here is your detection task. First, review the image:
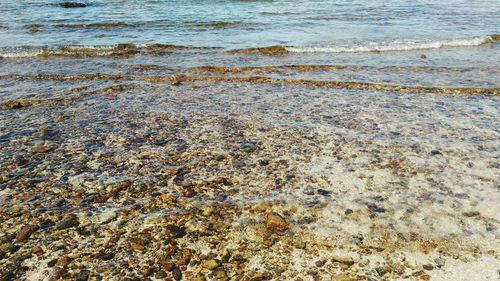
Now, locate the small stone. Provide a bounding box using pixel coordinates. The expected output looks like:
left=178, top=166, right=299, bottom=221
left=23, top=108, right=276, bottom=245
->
left=0, top=243, right=18, bottom=253
left=293, top=240, right=306, bottom=249
left=33, top=145, right=51, bottom=153
left=259, top=159, right=270, bottom=166
left=28, top=24, right=41, bottom=33
left=241, top=142, right=258, bottom=153
left=55, top=214, right=79, bottom=230
left=15, top=225, right=35, bottom=242
left=97, top=252, right=115, bottom=261
left=265, top=213, right=288, bottom=231
left=434, top=257, right=445, bottom=268
left=163, top=263, right=175, bottom=271
left=331, top=256, right=354, bottom=266
left=60, top=2, right=87, bottom=8
left=344, top=209, right=353, bottom=215
left=463, top=211, right=480, bottom=217
left=249, top=272, right=273, bottom=280
left=315, top=260, right=326, bottom=267
left=142, top=266, right=154, bottom=277
left=165, top=165, right=184, bottom=175
left=214, top=270, right=228, bottom=280
left=0, top=269, right=15, bottom=281
left=184, top=189, right=197, bottom=198
left=172, top=268, right=182, bottom=281
left=202, top=259, right=219, bottom=270
left=176, top=249, right=191, bottom=266
left=48, top=267, right=68, bottom=281
left=317, top=189, right=332, bottom=196
left=155, top=271, right=168, bottom=279
left=75, top=270, right=90, bottom=281
left=429, top=150, right=442, bottom=156
left=166, top=225, right=187, bottom=238
left=32, top=246, right=43, bottom=256
left=56, top=256, right=72, bottom=267
left=130, top=243, right=145, bottom=251
left=47, top=259, right=57, bottom=267
left=375, top=267, right=388, bottom=276
left=214, top=154, right=225, bottom=161
left=367, top=203, right=385, bottom=213
left=423, top=264, right=434, bottom=271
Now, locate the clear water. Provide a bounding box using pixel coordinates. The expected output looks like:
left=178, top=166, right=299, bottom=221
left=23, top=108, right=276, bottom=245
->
left=0, top=0, right=499, bottom=49
left=0, top=0, right=499, bottom=94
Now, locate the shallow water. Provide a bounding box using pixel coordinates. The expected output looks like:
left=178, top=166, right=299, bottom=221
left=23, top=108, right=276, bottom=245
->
left=0, top=2, right=499, bottom=280
left=1, top=0, right=499, bottom=90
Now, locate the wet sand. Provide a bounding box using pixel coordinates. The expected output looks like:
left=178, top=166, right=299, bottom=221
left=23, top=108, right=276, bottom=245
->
left=0, top=78, right=498, bottom=280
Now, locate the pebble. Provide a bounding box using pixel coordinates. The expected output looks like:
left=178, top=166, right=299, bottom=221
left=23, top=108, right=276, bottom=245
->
left=315, top=260, right=326, bottom=267
left=75, top=269, right=90, bottom=281
left=375, top=267, right=388, bottom=276
left=214, top=270, right=228, bottom=280
left=32, top=145, right=52, bottom=153
left=463, top=211, right=480, bottom=217
left=429, top=150, right=442, bottom=156
left=60, top=2, right=87, bottom=8
left=423, top=264, right=434, bottom=271
left=202, top=259, right=219, bottom=270
left=55, top=214, right=79, bottom=230
left=366, top=203, right=386, bottom=213
left=15, top=225, right=35, bottom=242
left=434, top=257, right=445, bottom=268
left=265, top=213, right=288, bottom=231
left=172, top=268, right=182, bottom=280
left=344, top=209, right=354, bottom=215
left=331, top=256, right=354, bottom=266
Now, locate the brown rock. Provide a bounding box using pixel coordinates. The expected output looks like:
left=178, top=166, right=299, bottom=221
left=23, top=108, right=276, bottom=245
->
left=33, top=145, right=52, bottom=153
left=130, top=243, right=145, bottom=251
left=315, top=260, right=326, bottom=267
left=265, top=213, right=288, bottom=231
left=423, top=264, right=434, bottom=271
left=16, top=225, right=35, bottom=242
left=32, top=246, right=44, bottom=256
left=176, top=249, right=191, bottom=266
left=56, top=256, right=73, bottom=268
left=463, top=211, right=480, bottom=217
left=163, top=262, right=175, bottom=271
left=332, top=256, right=354, bottom=266
left=55, top=214, right=79, bottom=230
left=172, top=268, right=182, bottom=281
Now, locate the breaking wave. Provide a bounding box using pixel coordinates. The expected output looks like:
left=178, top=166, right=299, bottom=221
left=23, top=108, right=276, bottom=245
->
left=286, top=35, right=499, bottom=53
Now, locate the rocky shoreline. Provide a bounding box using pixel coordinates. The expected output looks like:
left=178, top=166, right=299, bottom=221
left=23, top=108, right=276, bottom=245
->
left=0, top=80, right=499, bottom=280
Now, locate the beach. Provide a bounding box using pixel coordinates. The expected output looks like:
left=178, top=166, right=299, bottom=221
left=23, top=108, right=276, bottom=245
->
left=0, top=0, right=499, bottom=280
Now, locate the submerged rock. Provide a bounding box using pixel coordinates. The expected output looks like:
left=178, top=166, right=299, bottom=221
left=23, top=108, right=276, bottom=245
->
left=331, top=256, right=354, bottom=266
left=202, top=259, right=219, bottom=270
left=55, top=214, right=79, bottom=230
left=15, top=225, right=36, bottom=242
left=265, top=213, right=288, bottom=231
left=59, top=2, right=87, bottom=8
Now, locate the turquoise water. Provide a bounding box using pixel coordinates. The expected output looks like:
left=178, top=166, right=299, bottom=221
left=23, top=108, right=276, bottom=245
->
left=0, top=0, right=499, bottom=49
left=0, top=0, right=499, bottom=97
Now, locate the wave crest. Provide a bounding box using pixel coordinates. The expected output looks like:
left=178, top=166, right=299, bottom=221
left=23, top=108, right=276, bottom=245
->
left=286, top=36, right=498, bottom=53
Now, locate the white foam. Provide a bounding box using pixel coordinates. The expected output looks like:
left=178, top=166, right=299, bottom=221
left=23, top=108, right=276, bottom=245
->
left=286, top=36, right=493, bottom=53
